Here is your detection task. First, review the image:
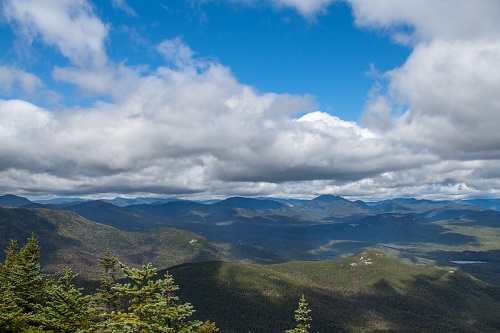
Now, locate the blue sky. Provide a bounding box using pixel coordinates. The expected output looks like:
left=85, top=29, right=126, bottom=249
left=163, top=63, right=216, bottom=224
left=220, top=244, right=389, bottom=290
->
left=1, top=0, right=410, bottom=120
left=1, top=0, right=500, bottom=200
left=128, top=1, right=410, bottom=121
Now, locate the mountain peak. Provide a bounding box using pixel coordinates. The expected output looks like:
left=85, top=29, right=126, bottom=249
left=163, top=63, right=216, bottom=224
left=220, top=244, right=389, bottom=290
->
left=0, top=194, right=33, bottom=207
left=311, top=194, right=347, bottom=203
left=213, top=197, right=283, bottom=210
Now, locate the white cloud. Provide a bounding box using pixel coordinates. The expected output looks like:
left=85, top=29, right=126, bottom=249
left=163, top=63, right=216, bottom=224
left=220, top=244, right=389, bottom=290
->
left=0, top=37, right=432, bottom=198
left=1, top=30, right=494, bottom=200
left=111, top=0, right=137, bottom=17
left=385, top=40, right=500, bottom=158
left=349, top=0, right=500, bottom=44
left=1, top=0, right=500, bottom=200
left=157, top=38, right=197, bottom=69
left=269, top=0, right=334, bottom=18
left=355, top=0, right=500, bottom=181
left=2, top=0, right=108, bottom=68
left=0, top=66, right=43, bottom=93
left=223, top=0, right=335, bottom=18
left=52, top=62, right=143, bottom=100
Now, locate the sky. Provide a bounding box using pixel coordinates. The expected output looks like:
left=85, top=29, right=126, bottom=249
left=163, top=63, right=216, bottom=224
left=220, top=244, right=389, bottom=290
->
left=1, top=0, right=500, bottom=201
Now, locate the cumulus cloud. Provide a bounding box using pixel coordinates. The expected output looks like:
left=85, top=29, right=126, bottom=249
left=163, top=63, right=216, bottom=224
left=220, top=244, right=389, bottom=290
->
left=1, top=0, right=499, bottom=200
left=224, top=0, right=334, bottom=18
left=2, top=0, right=108, bottom=68
left=0, top=66, right=43, bottom=94
left=0, top=33, right=430, bottom=198
left=349, top=0, right=500, bottom=44
left=52, top=63, right=143, bottom=100
left=0, top=46, right=314, bottom=195
left=385, top=41, right=500, bottom=158
left=157, top=38, right=198, bottom=69
left=354, top=0, right=500, bottom=198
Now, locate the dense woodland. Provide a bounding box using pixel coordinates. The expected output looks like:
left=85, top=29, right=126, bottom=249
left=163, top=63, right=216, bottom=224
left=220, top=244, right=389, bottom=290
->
left=0, top=236, right=310, bottom=332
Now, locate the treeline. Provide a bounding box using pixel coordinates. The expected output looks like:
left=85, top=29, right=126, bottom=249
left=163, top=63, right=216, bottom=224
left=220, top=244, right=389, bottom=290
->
left=0, top=236, right=312, bottom=333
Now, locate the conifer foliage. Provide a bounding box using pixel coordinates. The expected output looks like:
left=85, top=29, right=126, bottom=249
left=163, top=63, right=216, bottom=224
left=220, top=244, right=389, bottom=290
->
left=0, top=237, right=220, bottom=333
left=101, top=262, right=203, bottom=332
left=1, top=237, right=309, bottom=332
left=286, top=294, right=313, bottom=333
left=35, top=268, right=93, bottom=332
left=93, top=250, right=121, bottom=315
left=0, top=236, right=47, bottom=332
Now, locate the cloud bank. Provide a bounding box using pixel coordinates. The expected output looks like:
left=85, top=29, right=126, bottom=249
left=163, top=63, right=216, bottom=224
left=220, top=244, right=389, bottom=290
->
left=1, top=0, right=500, bottom=200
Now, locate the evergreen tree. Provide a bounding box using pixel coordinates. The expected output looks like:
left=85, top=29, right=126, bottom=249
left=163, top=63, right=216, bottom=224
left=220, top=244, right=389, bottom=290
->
left=197, top=320, right=219, bottom=333
left=1, top=240, right=219, bottom=333
left=286, top=295, right=312, bottom=333
left=0, top=236, right=47, bottom=332
left=102, top=262, right=203, bottom=332
left=93, top=250, right=121, bottom=314
left=0, top=240, right=19, bottom=278
left=0, top=240, right=23, bottom=332
left=35, top=268, right=93, bottom=332
left=0, top=236, right=45, bottom=314
left=0, top=283, right=24, bottom=332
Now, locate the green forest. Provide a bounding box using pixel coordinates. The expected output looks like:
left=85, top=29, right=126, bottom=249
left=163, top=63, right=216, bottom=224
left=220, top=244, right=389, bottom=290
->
left=0, top=236, right=309, bottom=333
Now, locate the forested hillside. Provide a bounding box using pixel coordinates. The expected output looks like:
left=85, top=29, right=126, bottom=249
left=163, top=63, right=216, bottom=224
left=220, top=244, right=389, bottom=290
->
left=170, top=251, right=500, bottom=332
left=0, top=206, right=283, bottom=280
left=2, top=237, right=500, bottom=332
left=0, top=237, right=316, bottom=333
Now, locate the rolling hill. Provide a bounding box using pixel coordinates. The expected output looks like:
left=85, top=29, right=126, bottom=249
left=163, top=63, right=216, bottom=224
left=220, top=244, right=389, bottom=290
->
left=0, top=206, right=284, bottom=281
left=169, top=250, right=500, bottom=332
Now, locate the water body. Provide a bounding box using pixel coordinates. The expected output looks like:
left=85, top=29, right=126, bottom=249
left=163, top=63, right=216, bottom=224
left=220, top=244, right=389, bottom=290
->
left=450, top=260, right=487, bottom=264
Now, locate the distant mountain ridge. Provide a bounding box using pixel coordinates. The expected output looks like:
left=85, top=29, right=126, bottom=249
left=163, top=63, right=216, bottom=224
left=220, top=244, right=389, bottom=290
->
left=459, top=198, right=500, bottom=211
left=0, top=194, right=33, bottom=207
left=212, top=196, right=285, bottom=210
left=2, top=193, right=497, bottom=258
left=3, top=192, right=499, bottom=212
left=1, top=192, right=500, bottom=287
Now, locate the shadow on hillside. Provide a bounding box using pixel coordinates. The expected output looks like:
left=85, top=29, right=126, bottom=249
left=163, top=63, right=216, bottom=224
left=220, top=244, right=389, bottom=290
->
left=168, top=261, right=500, bottom=333
left=287, top=219, right=480, bottom=261
left=169, top=261, right=350, bottom=332
left=181, top=217, right=481, bottom=263
left=0, top=207, right=80, bottom=263
left=418, top=249, right=500, bottom=287
left=444, top=211, right=500, bottom=227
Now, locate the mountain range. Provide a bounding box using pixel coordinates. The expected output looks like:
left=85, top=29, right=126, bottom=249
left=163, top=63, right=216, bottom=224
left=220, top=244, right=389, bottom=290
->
left=1, top=193, right=500, bottom=331
left=1, top=193, right=499, bottom=283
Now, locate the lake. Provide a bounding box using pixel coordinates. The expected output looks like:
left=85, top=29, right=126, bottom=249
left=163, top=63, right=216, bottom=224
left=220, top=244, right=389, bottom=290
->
left=450, top=260, right=487, bottom=264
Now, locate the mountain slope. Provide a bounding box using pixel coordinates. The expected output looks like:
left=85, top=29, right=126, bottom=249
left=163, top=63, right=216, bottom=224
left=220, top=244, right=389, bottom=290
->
left=0, top=206, right=284, bottom=280
left=38, top=200, right=165, bottom=230
left=286, top=194, right=373, bottom=221
left=460, top=198, right=500, bottom=211
left=370, top=198, right=489, bottom=220
left=169, top=251, right=500, bottom=332
left=213, top=196, right=285, bottom=210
